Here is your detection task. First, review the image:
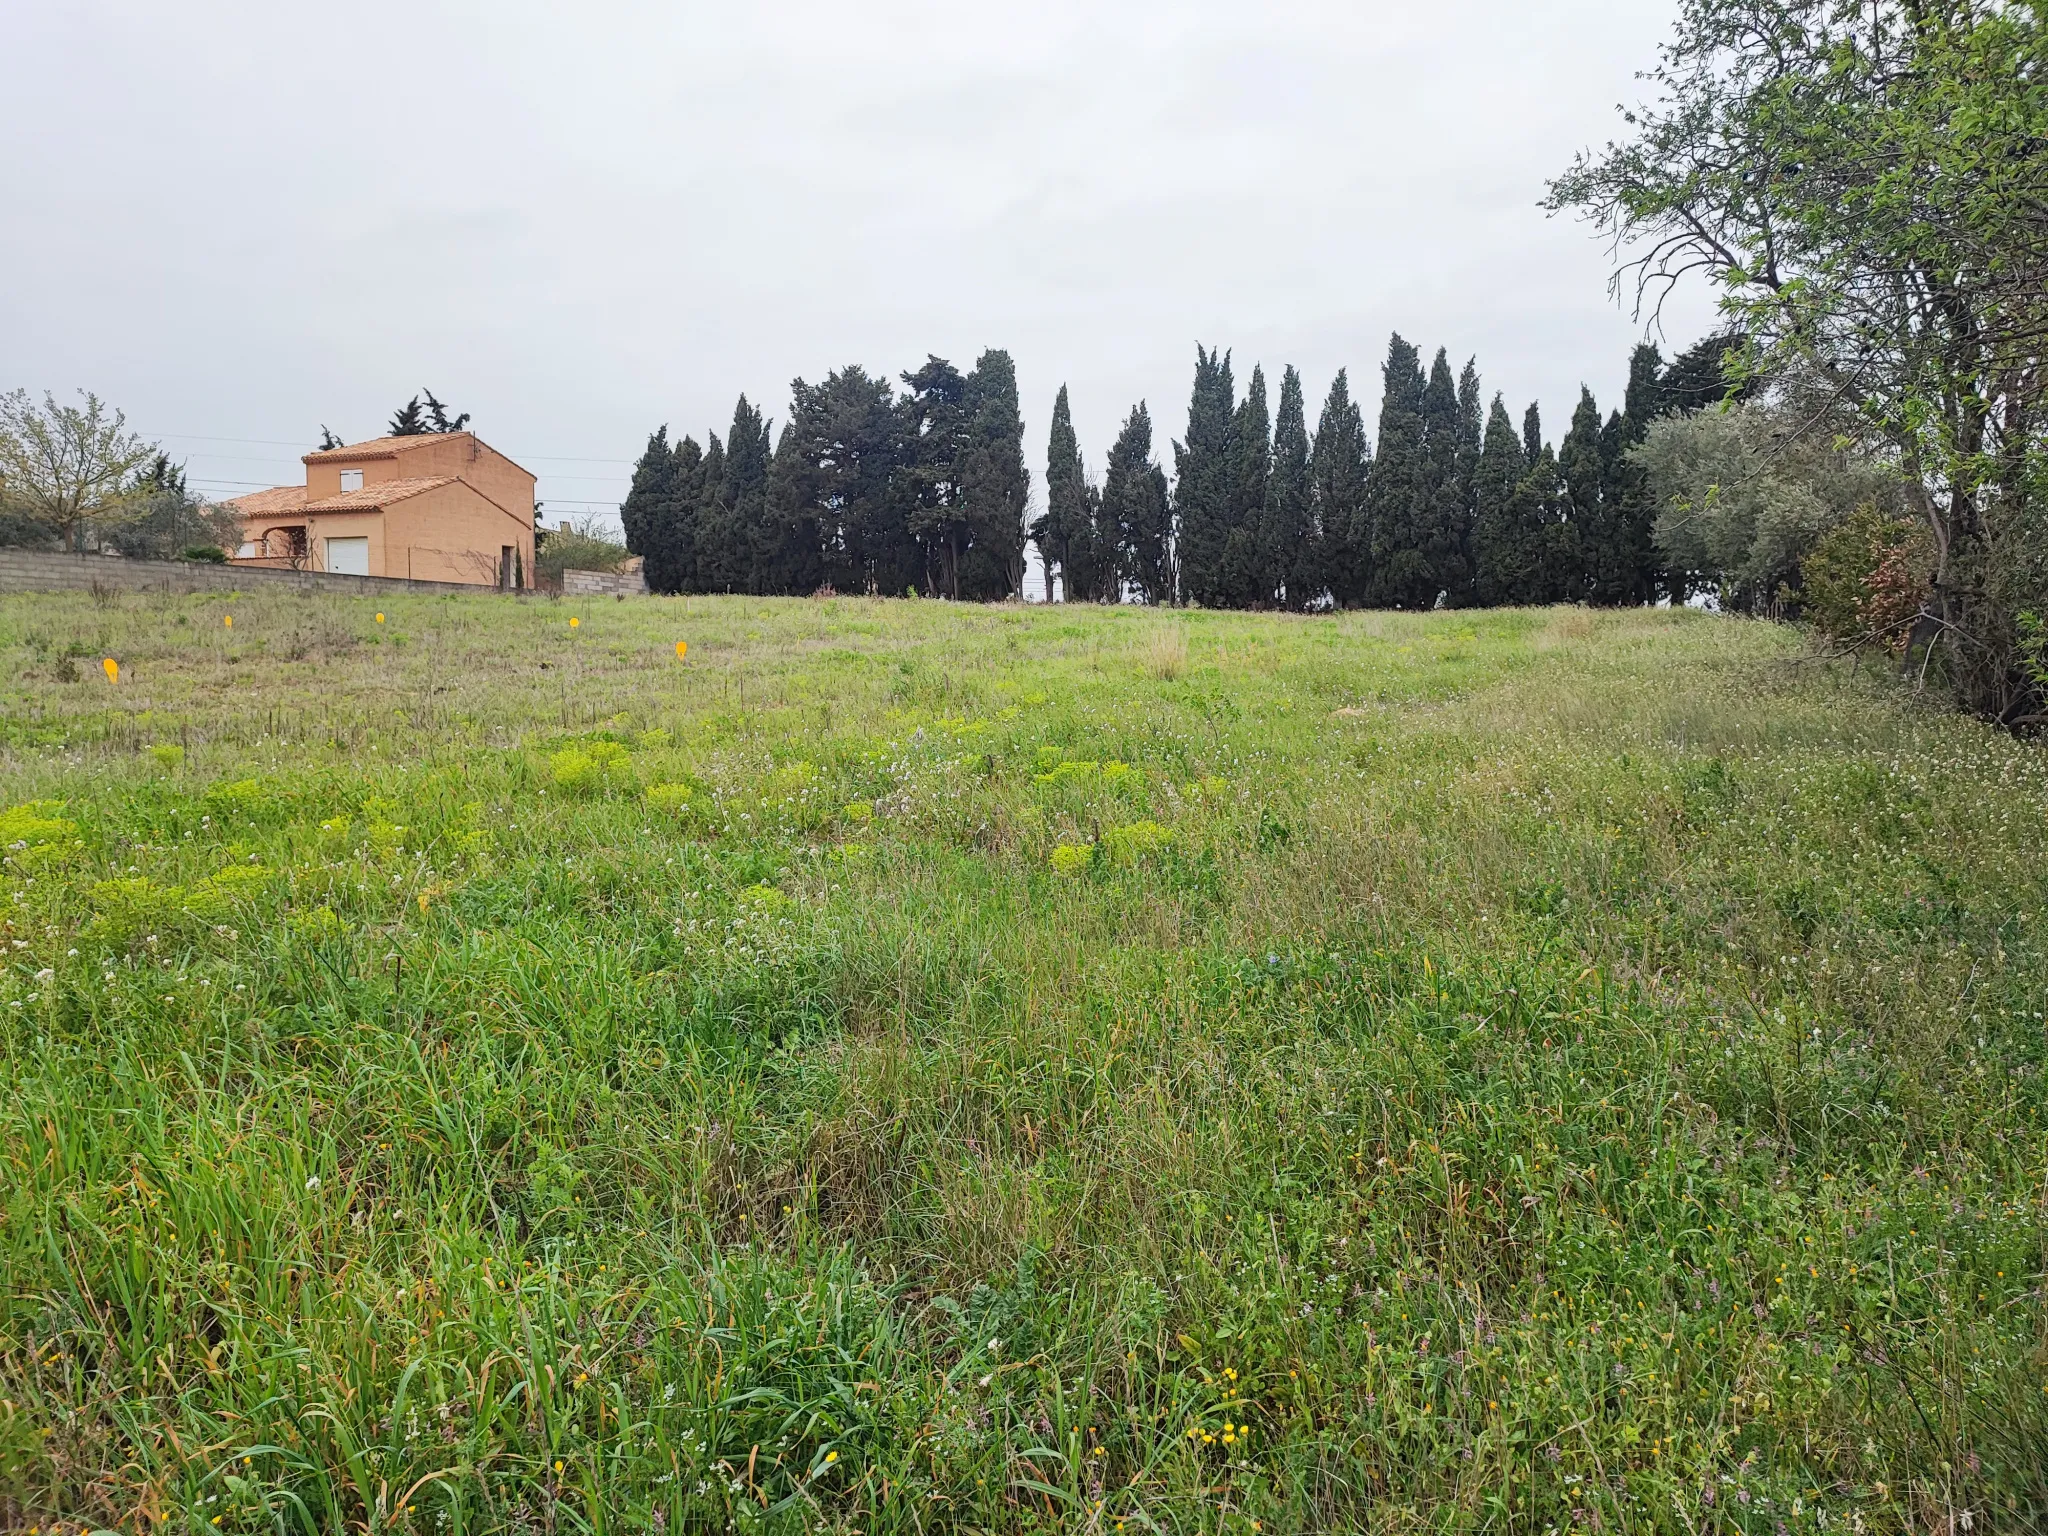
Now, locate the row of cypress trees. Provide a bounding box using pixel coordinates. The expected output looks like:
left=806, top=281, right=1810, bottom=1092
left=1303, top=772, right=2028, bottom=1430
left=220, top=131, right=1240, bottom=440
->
left=621, top=332, right=1736, bottom=606
left=621, top=351, right=1029, bottom=600
left=1041, top=331, right=1739, bottom=609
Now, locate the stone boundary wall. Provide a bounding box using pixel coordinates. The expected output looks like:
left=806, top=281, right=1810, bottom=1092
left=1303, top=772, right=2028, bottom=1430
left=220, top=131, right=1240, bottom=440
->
left=561, top=566, right=650, bottom=598
left=0, top=549, right=522, bottom=599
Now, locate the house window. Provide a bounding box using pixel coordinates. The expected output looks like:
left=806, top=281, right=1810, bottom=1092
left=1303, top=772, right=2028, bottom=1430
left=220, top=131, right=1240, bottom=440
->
left=340, top=469, right=364, bottom=492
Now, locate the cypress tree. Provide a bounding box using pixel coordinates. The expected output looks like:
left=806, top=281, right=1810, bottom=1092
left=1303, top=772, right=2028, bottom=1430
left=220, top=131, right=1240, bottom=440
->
left=1103, top=402, right=1173, bottom=605
left=1522, top=402, right=1544, bottom=470
left=422, top=390, right=470, bottom=433
left=1312, top=369, right=1372, bottom=607
left=622, top=428, right=707, bottom=595
left=1450, top=358, right=1484, bottom=606
left=1558, top=387, right=1609, bottom=601
left=1044, top=385, right=1106, bottom=600
left=1364, top=335, right=1427, bottom=607
left=1376, top=346, right=1468, bottom=609
left=1220, top=364, right=1272, bottom=606
left=758, top=423, right=826, bottom=596
left=1261, top=365, right=1315, bottom=608
left=1589, top=344, right=1665, bottom=604
left=899, top=356, right=974, bottom=598
left=1656, top=329, right=1752, bottom=415
left=1172, top=345, right=1236, bottom=607
left=620, top=426, right=675, bottom=584
left=693, top=433, right=727, bottom=590
left=1593, top=418, right=1651, bottom=605
left=957, top=349, right=1029, bottom=600
left=699, top=395, right=772, bottom=594
left=1470, top=396, right=1530, bottom=606
left=1524, top=444, right=1582, bottom=603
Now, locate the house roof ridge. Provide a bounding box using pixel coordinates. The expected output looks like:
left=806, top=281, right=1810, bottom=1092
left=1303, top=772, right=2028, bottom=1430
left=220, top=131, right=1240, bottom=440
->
left=304, top=431, right=473, bottom=462
left=303, top=430, right=533, bottom=479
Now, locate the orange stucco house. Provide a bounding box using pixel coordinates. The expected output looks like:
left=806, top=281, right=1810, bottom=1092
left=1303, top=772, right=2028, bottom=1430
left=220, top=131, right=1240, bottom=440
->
left=226, top=432, right=537, bottom=587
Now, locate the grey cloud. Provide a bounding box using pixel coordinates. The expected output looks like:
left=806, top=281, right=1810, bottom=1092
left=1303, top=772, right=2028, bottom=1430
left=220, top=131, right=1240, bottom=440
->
left=3, top=0, right=1717, bottom=526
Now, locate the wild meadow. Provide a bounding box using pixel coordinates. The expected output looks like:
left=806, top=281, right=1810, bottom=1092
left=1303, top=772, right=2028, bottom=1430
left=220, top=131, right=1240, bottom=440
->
left=1, top=589, right=2044, bottom=1535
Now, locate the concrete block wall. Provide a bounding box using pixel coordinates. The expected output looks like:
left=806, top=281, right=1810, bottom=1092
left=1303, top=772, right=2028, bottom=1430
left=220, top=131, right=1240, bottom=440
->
left=0, top=549, right=519, bottom=599
left=562, top=567, right=650, bottom=597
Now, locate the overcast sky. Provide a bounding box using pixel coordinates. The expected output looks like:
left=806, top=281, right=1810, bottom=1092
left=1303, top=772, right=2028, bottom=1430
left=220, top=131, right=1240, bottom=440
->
left=2, top=0, right=1715, bottom=538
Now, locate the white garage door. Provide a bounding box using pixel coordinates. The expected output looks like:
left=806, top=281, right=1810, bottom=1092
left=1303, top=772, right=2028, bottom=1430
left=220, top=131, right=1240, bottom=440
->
left=325, top=536, right=369, bottom=576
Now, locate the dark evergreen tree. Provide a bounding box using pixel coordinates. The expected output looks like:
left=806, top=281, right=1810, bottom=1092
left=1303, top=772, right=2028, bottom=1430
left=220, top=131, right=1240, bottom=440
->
left=620, top=426, right=672, bottom=576
left=1629, top=331, right=1759, bottom=601
left=623, top=428, right=706, bottom=595
left=1312, top=370, right=1372, bottom=606
left=759, top=423, right=826, bottom=596
left=318, top=425, right=344, bottom=451
left=780, top=367, right=917, bottom=596
left=1558, top=387, right=1612, bottom=600
left=694, top=432, right=728, bottom=590
left=957, top=349, right=1030, bottom=600
left=1622, top=342, right=1663, bottom=428
left=898, top=357, right=976, bottom=598
left=1592, top=343, right=1664, bottom=604
left=668, top=436, right=708, bottom=591
left=1656, top=329, right=1752, bottom=415
left=1217, top=364, right=1272, bottom=606
left=388, top=396, right=429, bottom=436
left=1373, top=344, right=1468, bottom=608
left=1042, top=385, right=1107, bottom=600
left=1470, top=396, right=1533, bottom=605
left=1102, top=402, right=1173, bottom=605
left=422, top=390, right=470, bottom=433
left=1172, top=345, right=1237, bottom=607
left=1451, top=358, right=1484, bottom=605
left=696, top=395, right=773, bottom=594
left=1261, top=365, right=1315, bottom=608
left=1524, top=444, right=1584, bottom=603
left=1521, top=402, right=1544, bottom=470
left=1363, top=335, right=1427, bottom=606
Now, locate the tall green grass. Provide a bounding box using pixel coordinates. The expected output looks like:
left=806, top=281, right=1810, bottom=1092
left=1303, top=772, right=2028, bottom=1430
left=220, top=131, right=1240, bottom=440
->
left=1, top=591, right=2043, bottom=1533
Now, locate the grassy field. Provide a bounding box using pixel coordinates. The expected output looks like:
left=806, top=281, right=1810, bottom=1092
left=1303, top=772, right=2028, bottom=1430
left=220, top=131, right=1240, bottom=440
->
left=2, top=589, right=2044, bottom=1535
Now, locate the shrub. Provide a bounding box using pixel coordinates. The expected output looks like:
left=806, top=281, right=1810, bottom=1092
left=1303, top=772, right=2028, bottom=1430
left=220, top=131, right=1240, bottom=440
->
left=549, top=740, right=632, bottom=794
left=535, top=519, right=629, bottom=586
left=645, top=782, right=702, bottom=819
left=203, top=777, right=291, bottom=826
left=1049, top=842, right=1095, bottom=877
left=0, top=801, right=78, bottom=848
left=1103, top=819, right=1173, bottom=865
left=86, top=877, right=183, bottom=947
left=287, top=905, right=346, bottom=943
left=180, top=545, right=228, bottom=563
left=1801, top=505, right=1934, bottom=648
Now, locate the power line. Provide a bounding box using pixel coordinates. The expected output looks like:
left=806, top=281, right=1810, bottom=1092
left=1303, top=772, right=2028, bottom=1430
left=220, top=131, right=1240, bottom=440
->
left=148, top=430, right=637, bottom=465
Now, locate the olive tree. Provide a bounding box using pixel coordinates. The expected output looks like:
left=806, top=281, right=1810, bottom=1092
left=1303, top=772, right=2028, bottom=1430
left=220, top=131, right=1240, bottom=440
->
left=1636, top=393, right=1903, bottom=613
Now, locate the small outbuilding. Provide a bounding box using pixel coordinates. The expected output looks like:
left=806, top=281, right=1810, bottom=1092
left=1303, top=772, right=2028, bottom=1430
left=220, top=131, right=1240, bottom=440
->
left=226, top=432, right=537, bottom=587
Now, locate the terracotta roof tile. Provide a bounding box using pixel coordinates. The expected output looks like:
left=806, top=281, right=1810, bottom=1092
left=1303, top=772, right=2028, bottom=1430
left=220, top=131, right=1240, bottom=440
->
left=305, top=432, right=468, bottom=462
left=223, top=485, right=308, bottom=517
left=302, top=476, right=457, bottom=512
